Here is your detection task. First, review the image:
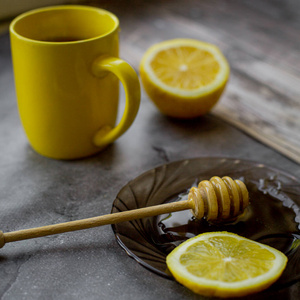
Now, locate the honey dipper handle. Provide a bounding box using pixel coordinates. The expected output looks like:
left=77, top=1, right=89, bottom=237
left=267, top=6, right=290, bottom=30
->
left=0, top=200, right=192, bottom=247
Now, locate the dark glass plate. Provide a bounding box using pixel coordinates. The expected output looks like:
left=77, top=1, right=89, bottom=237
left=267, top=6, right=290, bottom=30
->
left=111, top=157, right=300, bottom=290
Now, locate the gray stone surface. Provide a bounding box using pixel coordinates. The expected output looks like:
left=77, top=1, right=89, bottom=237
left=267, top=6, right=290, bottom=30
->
left=1, top=1, right=300, bottom=299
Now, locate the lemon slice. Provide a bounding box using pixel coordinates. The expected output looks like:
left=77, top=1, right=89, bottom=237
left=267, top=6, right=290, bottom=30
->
left=166, top=232, right=287, bottom=298
left=139, top=39, right=230, bottom=118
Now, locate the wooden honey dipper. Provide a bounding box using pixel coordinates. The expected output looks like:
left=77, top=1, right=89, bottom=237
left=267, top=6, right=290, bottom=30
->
left=0, top=176, right=249, bottom=249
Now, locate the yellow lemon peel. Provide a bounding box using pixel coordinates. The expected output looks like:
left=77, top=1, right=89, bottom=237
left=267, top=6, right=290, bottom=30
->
left=166, top=232, right=287, bottom=298
left=140, top=39, right=230, bottom=118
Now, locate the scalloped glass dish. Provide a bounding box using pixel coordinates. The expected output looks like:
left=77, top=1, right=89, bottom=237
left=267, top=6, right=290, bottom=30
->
left=111, top=157, right=300, bottom=291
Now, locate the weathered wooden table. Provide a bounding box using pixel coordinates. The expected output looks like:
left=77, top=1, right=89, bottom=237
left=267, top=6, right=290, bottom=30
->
left=0, top=1, right=299, bottom=299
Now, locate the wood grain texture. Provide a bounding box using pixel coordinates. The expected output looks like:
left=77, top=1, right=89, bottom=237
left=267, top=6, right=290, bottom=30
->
left=1, top=1, right=300, bottom=299
left=97, top=0, right=300, bottom=163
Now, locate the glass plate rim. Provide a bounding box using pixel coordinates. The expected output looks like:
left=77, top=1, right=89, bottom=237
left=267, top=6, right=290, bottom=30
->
left=111, top=156, right=300, bottom=280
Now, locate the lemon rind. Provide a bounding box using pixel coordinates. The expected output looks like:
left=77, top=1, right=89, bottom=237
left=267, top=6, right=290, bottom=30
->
left=140, top=39, right=230, bottom=98
left=166, top=232, right=288, bottom=297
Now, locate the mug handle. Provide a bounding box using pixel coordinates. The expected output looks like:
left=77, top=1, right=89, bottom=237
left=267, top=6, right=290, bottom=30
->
left=91, top=56, right=140, bottom=148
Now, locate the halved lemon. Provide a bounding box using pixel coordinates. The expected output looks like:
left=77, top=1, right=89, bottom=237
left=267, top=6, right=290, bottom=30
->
left=139, top=39, right=230, bottom=118
left=166, top=232, right=287, bottom=298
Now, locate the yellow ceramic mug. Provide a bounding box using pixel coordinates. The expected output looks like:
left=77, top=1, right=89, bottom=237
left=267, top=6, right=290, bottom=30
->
left=10, top=5, right=140, bottom=159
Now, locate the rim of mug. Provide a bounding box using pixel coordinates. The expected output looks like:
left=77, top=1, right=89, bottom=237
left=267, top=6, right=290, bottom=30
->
left=9, top=5, right=120, bottom=44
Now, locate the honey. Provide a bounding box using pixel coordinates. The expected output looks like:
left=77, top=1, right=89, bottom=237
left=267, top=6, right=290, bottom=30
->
left=154, top=177, right=300, bottom=287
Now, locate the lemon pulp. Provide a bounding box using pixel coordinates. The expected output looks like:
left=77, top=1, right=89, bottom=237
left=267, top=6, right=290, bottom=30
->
left=139, top=39, right=230, bottom=118
left=150, top=46, right=220, bottom=89
left=166, top=232, right=287, bottom=298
